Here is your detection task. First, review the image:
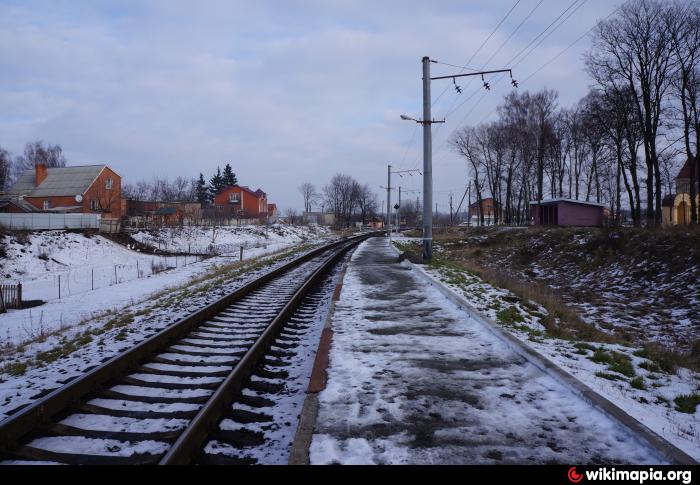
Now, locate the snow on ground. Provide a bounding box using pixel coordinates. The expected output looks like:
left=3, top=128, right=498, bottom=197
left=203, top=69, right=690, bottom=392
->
left=393, top=237, right=700, bottom=461
left=1, top=230, right=201, bottom=302
left=0, top=225, right=331, bottom=347
left=0, top=241, right=328, bottom=420
left=131, top=223, right=330, bottom=256
left=310, top=238, right=667, bottom=465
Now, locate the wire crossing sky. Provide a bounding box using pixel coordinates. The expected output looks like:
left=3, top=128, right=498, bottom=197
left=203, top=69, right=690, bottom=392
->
left=0, top=0, right=620, bottom=211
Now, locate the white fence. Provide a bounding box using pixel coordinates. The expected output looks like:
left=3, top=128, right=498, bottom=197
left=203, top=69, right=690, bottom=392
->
left=19, top=254, right=205, bottom=302
left=0, top=213, right=100, bottom=230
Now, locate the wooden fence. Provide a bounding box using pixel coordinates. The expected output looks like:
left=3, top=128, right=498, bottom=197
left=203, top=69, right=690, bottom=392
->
left=0, top=283, right=22, bottom=312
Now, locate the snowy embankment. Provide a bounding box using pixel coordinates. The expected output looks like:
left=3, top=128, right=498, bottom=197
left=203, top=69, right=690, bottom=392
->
left=0, top=237, right=330, bottom=420
left=131, top=224, right=329, bottom=256
left=393, top=237, right=700, bottom=462
left=0, top=224, right=330, bottom=348
left=1, top=230, right=198, bottom=302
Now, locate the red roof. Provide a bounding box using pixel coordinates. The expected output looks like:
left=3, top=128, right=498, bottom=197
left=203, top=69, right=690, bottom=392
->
left=677, top=158, right=699, bottom=179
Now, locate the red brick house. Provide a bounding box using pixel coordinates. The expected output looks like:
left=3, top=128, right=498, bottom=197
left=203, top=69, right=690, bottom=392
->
left=469, top=197, right=499, bottom=225
left=3, top=164, right=122, bottom=219
left=267, top=203, right=278, bottom=218
left=213, top=185, right=269, bottom=218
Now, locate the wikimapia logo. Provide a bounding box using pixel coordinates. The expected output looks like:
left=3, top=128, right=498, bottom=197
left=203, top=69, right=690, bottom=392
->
left=567, top=466, right=693, bottom=484
left=568, top=467, right=584, bottom=483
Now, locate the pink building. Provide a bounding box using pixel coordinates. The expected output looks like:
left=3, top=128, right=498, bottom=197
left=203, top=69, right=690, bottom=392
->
left=530, top=198, right=605, bottom=227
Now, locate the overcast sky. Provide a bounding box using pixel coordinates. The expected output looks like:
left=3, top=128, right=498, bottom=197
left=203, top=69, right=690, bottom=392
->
left=0, top=0, right=620, bottom=212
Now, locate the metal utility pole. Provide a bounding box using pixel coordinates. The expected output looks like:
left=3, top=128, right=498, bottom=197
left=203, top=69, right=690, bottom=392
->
left=397, top=186, right=402, bottom=233
left=401, top=58, right=515, bottom=261
left=387, top=165, right=392, bottom=243
left=422, top=56, right=433, bottom=262
left=449, top=193, right=454, bottom=225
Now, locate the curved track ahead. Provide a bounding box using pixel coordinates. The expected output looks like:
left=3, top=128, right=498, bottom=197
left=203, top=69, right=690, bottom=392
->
left=0, top=234, right=371, bottom=465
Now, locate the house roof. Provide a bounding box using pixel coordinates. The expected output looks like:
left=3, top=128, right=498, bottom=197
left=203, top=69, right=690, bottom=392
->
left=6, top=165, right=106, bottom=197
left=0, top=198, right=38, bottom=212
left=677, top=158, right=699, bottom=179
left=529, top=198, right=605, bottom=208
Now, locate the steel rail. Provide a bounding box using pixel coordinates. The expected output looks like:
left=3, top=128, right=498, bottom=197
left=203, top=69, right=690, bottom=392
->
left=159, top=235, right=363, bottom=464
left=0, top=233, right=372, bottom=457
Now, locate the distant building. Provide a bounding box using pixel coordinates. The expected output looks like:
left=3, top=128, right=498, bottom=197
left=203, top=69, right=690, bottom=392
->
left=122, top=199, right=202, bottom=226
left=530, top=198, right=605, bottom=227
left=267, top=203, right=278, bottom=218
left=2, top=164, right=122, bottom=219
left=213, top=185, right=270, bottom=219
left=368, top=217, right=384, bottom=229
left=663, top=158, right=699, bottom=226
left=302, top=211, right=335, bottom=226
left=469, top=197, right=498, bottom=226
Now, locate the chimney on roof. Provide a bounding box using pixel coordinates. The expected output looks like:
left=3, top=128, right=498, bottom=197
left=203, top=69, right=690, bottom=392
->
left=35, top=164, right=47, bottom=186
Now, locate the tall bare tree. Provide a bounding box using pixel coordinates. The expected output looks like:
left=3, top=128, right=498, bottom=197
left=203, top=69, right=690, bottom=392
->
left=666, top=1, right=700, bottom=224
left=586, top=0, right=678, bottom=225
left=299, top=182, right=318, bottom=213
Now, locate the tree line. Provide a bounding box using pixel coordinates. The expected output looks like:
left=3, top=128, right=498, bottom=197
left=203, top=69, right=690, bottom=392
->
left=298, top=175, right=380, bottom=228
left=0, top=141, right=68, bottom=191
left=452, top=0, right=699, bottom=227
left=124, top=163, right=239, bottom=204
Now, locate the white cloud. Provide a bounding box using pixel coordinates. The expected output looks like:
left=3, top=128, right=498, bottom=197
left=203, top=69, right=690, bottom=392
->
left=0, top=0, right=616, bottom=211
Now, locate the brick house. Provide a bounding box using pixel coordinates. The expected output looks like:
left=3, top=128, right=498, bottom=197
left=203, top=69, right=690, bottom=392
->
left=267, top=203, right=278, bottom=218
left=213, top=185, right=269, bottom=218
left=469, top=197, right=499, bottom=225
left=3, top=164, right=122, bottom=219
left=530, top=198, right=605, bottom=227
left=122, top=199, right=202, bottom=226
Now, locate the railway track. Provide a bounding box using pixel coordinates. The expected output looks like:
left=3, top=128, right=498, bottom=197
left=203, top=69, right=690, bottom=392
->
left=0, top=234, right=372, bottom=465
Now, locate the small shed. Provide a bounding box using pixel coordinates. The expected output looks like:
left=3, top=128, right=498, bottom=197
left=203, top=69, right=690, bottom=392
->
left=530, top=198, right=605, bottom=227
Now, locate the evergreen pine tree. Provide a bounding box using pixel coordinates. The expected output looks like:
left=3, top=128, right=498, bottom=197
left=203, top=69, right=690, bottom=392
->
left=196, top=173, right=209, bottom=204
left=208, top=166, right=224, bottom=198
left=222, top=163, right=238, bottom=187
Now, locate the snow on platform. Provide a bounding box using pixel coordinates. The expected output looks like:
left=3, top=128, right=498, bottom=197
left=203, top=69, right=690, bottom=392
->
left=310, top=237, right=667, bottom=465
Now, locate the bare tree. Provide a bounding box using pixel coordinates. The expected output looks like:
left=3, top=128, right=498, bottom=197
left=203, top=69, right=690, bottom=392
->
left=13, top=141, right=67, bottom=180
left=299, top=182, right=318, bottom=213
left=323, top=174, right=359, bottom=228
left=354, top=183, right=378, bottom=225
left=666, top=1, right=700, bottom=224
left=586, top=0, right=678, bottom=225
left=0, top=146, right=11, bottom=191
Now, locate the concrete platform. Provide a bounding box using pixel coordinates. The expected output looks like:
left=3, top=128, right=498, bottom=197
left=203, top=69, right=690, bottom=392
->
left=307, top=237, right=667, bottom=465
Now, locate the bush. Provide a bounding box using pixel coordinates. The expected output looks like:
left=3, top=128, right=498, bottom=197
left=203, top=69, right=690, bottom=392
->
left=673, top=393, right=700, bottom=414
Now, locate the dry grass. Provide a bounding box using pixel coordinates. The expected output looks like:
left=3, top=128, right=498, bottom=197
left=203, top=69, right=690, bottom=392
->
left=425, top=225, right=700, bottom=372
left=445, top=256, right=619, bottom=344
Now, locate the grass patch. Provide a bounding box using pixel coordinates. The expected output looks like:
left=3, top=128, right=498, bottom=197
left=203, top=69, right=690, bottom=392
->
left=639, top=361, right=662, bottom=373
left=673, top=393, right=700, bottom=414
left=595, top=371, right=624, bottom=381
left=497, top=306, right=525, bottom=325
left=590, top=349, right=635, bottom=377
left=1, top=361, right=28, bottom=376
left=630, top=376, right=646, bottom=390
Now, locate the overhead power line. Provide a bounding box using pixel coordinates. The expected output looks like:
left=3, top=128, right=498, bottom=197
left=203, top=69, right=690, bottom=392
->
left=432, top=0, right=522, bottom=108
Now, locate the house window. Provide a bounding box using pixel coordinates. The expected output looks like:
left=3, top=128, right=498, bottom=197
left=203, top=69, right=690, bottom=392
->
left=105, top=178, right=113, bottom=190
left=43, top=200, right=51, bottom=210
left=229, top=192, right=240, bottom=203
left=90, top=199, right=99, bottom=210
